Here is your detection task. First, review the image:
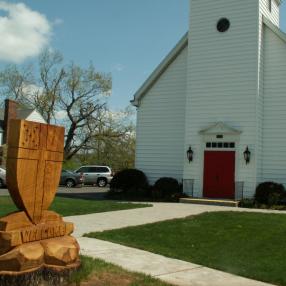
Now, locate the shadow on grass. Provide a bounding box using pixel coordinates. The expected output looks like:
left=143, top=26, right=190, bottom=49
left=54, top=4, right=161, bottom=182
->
left=56, top=192, right=107, bottom=201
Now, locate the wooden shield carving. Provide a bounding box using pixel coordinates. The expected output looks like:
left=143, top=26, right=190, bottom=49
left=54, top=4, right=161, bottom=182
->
left=6, top=120, right=64, bottom=224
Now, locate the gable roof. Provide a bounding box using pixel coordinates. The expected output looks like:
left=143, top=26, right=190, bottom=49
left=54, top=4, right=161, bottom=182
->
left=131, top=15, right=285, bottom=107
left=16, top=108, right=34, bottom=119
left=0, top=107, right=46, bottom=123
left=131, top=32, right=188, bottom=107
left=199, top=122, right=242, bottom=135
left=263, top=16, right=286, bottom=44
left=0, top=110, right=4, bottom=121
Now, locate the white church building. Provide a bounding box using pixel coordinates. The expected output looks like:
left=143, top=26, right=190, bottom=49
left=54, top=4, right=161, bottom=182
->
left=131, top=0, right=286, bottom=199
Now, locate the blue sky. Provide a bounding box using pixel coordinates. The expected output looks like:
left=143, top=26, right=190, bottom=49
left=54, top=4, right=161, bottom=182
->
left=0, top=0, right=285, bottom=110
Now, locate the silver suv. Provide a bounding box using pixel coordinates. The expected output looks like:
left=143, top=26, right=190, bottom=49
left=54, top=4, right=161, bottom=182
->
left=75, top=165, right=113, bottom=187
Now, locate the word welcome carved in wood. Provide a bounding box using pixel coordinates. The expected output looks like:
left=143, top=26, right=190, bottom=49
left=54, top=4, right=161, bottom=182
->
left=21, top=222, right=74, bottom=243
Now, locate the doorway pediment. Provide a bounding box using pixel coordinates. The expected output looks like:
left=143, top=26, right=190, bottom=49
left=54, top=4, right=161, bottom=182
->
left=199, top=122, right=241, bottom=135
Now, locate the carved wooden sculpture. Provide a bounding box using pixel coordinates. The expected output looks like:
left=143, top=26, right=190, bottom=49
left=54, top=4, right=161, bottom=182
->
left=0, top=120, right=80, bottom=276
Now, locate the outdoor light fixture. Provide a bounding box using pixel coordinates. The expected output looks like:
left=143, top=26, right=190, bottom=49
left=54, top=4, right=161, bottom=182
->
left=187, top=146, right=194, bottom=163
left=243, top=146, right=251, bottom=164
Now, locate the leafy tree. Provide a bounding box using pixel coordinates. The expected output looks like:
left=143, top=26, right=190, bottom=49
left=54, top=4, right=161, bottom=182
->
left=67, top=107, right=136, bottom=172
left=92, top=107, right=136, bottom=171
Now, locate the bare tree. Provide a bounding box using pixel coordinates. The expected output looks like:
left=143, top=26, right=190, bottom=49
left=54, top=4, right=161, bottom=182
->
left=36, top=50, right=65, bottom=124
left=0, top=50, right=112, bottom=160
left=61, top=63, right=111, bottom=160
left=0, top=64, right=34, bottom=105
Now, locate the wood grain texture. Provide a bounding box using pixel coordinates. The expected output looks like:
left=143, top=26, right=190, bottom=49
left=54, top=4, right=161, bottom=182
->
left=7, top=120, right=64, bottom=224
left=0, top=231, right=22, bottom=255
left=0, top=211, right=73, bottom=257
left=0, top=242, right=44, bottom=272
left=0, top=211, right=63, bottom=232
left=0, top=119, right=80, bottom=274
left=42, top=236, right=80, bottom=267
left=0, top=236, right=79, bottom=272
left=0, top=212, right=33, bottom=232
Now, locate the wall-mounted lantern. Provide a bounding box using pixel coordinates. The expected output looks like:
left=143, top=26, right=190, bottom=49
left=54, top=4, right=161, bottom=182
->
left=243, top=146, right=251, bottom=164
left=187, top=146, right=193, bottom=163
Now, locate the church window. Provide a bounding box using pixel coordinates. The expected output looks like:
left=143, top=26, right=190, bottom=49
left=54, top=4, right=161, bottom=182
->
left=217, top=18, right=230, bottom=33
left=206, top=142, right=236, bottom=149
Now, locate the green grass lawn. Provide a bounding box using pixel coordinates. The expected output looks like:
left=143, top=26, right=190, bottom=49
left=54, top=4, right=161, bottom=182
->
left=86, top=211, right=286, bottom=286
left=70, top=256, right=171, bottom=286
left=0, top=196, right=151, bottom=217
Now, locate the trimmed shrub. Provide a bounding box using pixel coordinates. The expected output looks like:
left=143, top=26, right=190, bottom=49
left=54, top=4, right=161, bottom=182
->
left=108, top=169, right=149, bottom=198
left=239, top=199, right=255, bottom=208
left=255, top=182, right=286, bottom=206
left=152, top=177, right=182, bottom=202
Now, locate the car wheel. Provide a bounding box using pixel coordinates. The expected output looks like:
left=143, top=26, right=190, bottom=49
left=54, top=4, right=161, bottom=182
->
left=97, top=178, right=107, bottom=187
left=0, top=179, right=4, bottom=188
left=65, top=179, right=76, bottom=188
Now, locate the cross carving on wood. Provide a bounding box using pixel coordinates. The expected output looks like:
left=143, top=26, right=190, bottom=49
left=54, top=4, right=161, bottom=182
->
left=7, top=120, right=65, bottom=224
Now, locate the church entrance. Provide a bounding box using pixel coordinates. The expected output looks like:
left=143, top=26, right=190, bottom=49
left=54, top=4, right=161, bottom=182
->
left=203, top=151, right=235, bottom=199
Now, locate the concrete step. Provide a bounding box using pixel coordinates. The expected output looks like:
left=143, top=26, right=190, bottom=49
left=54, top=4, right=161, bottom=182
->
left=180, top=197, right=240, bottom=207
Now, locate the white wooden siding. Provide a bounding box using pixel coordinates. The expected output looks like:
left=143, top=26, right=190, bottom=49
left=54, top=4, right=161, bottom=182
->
left=260, top=0, right=280, bottom=26
left=135, top=47, right=188, bottom=184
left=134, top=0, right=283, bottom=197
left=257, top=0, right=280, bottom=184
left=26, top=110, right=46, bottom=124
left=184, top=0, right=261, bottom=198
left=262, top=25, right=286, bottom=184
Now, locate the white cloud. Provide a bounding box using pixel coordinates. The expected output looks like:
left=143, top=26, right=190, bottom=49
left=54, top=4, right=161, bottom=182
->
left=22, top=83, right=43, bottom=95
left=53, top=18, right=63, bottom=26
left=107, top=108, right=136, bottom=124
left=0, top=1, right=51, bottom=63
left=55, top=110, right=67, bottom=120
left=112, top=63, right=125, bottom=72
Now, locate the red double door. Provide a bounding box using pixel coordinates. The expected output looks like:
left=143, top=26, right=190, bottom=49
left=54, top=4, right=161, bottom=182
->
left=203, top=151, right=235, bottom=199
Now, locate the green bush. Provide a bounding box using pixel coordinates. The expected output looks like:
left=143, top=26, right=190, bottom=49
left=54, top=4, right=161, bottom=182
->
left=108, top=169, right=149, bottom=198
left=255, top=182, right=286, bottom=206
left=239, top=199, right=255, bottom=208
left=152, top=177, right=183, bottom=202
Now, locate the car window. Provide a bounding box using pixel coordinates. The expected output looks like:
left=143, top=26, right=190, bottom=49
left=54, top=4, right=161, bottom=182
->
left=76, top=167, right=89, bottom=173
left=88, top=167, right=97, bottom=173
left=96, top=167, right=109, bottom=173
left=62, top=170, right=73, bottom=175
left=78, top=166, right=110, bottom=173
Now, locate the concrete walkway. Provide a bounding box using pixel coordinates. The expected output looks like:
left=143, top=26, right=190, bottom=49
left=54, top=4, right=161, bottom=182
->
left=78, top=237, right=273, bottom=286
left=66, top=203, right=282, bottom=286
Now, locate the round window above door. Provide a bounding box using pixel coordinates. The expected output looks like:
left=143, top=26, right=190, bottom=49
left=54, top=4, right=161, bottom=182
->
left=217, top=18, right=230, bottom=33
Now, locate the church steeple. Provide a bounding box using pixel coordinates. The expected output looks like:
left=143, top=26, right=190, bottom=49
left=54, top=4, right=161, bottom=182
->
left=185, top=0, right=273, bottom=196
left=259, top=0, right=280, bottom=26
